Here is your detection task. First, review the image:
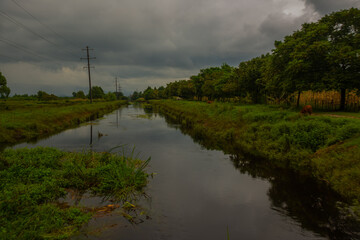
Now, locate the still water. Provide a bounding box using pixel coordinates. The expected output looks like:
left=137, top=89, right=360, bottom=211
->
left=13, top=105, right=358, bottom=239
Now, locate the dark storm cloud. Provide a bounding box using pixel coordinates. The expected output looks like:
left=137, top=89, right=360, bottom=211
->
left=0, top=0, right=359, bottom=95
left=303, top=0, right=360, bottom=15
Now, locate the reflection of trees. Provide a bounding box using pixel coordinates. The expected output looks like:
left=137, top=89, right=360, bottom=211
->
left=230, top=155, right=360, bottom=239
left=158, top=108, right=360, bottom=239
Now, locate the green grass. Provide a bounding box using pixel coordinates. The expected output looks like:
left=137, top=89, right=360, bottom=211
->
left=0, top=147, right=150, bottom=239
left=152, top=100, right=360, bottom=205
left=0, top=99, right=127, bottom=144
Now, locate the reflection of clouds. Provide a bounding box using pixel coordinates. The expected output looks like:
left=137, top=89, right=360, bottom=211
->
left=11, top=105, right=339, bottom=239
left=62, top=125, right=91, bottom=138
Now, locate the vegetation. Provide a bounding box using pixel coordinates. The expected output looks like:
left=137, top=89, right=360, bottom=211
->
left=0, top=72, right=10, bottom=99
left=152, top=100, right=360, bottom=206
left=89, top=86, right=105, bottom=99
left=0, top=99, right=127, bottom=145
left=72, top=90, right=86, bottom=99
left=132, top=8, right=360, bottom=111
left=0, top=147, right=149, bottom=239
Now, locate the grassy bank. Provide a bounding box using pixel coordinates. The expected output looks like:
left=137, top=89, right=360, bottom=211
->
left=152, top=100, right=360, bottom=204
left=0, top=100, right=127, bottom=144
left=0, top=147, right=149, bottom=239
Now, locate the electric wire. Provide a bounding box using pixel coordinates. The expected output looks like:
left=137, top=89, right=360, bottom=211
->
left=0, top=10, right=78, bottom=59
left=0, top=53, right=18, bottom=61
left=9, top=0, right=81, bottom=51
left=0, top=37, right=54, bottom=61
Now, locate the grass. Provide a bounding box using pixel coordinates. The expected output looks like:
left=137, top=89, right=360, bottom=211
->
left=152, top=100, right=360, bottom=206
left=0, top=99, right=127, bottom=145
left=0, top=147, right=150, bottom=239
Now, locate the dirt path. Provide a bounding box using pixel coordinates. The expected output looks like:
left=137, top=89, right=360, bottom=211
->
left=313, top=113, right=360, bottom=119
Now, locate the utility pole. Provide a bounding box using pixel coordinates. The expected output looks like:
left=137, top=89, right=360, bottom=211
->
left=115, top=76, right=118, bottom=100
left=81, top=46, right=95, bottom=103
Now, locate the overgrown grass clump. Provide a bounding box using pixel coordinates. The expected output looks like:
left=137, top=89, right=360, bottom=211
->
left=0, top=147, right=149, bottom=239
left=152, top=100, right=360, bottom=203
left=0, top=100, right=127, bottom=144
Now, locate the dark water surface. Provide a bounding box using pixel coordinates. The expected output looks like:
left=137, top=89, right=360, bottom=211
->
left=12, top=105, right=358, bottom=239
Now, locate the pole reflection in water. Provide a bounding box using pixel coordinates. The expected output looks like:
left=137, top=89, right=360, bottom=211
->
left=89, top=123, right=93, bottom=146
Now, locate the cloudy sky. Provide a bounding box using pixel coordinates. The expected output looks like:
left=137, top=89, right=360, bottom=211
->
left=0, top=0, right=359, bottom=96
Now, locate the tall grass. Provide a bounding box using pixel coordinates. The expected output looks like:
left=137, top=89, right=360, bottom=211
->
left=295, top=90, right=360, bottom=111
left=0, top=147, right=150, bottom=239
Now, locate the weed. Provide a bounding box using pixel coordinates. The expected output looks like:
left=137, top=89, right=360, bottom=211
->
left=0, top=147, right=150, bottom=239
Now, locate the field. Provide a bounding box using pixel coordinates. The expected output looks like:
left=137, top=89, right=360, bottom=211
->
left=295, top=90, right=360, bottom=112
left=0, top=99, right=127, bottom=145
left=152, top=100, right=360, bottom=208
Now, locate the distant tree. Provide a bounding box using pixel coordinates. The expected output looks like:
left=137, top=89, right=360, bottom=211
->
left=89, top=86, right=105, bottom=99
left=0, top=72, right=10, bottom=99
left=236, top=57, right=267, bottom=103
left=130, top=91, right=140, bottom=101
left=143, top=86, right=155, bottom=100
left=105, top=92, right=117, bottom=101
left=191, top=75, right=204, bottom=100
left=72, top=90, right=86, bottom=99
left=177, top=80, right=195, bottom=99
left=37, top=90, right=57, bottom=101
left=157, top=86, right=166, bottom=99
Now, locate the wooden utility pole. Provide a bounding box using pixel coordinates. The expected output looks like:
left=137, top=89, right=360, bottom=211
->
left=115, top=76, right=118, bottom=100
left=81, top=46, right=95, bottom=103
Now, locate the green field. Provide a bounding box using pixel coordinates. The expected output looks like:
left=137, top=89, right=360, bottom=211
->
left=0, top=99, right=127, bottom=145
left=152, top=100, right=360, bottom=208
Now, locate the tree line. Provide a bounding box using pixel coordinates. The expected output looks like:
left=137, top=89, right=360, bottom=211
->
left=131, top=8, right=360, bottom=110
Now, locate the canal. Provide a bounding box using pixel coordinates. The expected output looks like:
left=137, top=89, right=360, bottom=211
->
left=13, top=104, right=358, bottom=239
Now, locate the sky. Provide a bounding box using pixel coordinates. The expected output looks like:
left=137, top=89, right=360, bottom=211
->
left=0, top=0, right=359, bottom=96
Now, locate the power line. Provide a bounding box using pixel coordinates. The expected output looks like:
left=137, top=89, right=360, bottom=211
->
left=0, top=37, right=52, bottom=61
left=9, top=0, right=81, bottom=51
left=0, top=10, right=78, bottom=59
left=0, top=53, right=18, bottom=61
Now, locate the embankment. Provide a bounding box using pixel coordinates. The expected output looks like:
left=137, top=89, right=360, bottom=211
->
left=152, top=100, right=360, bottom=206
left=0, top=100, right=127, bottom=145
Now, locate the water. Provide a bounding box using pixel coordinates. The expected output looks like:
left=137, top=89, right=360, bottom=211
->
left=12, top=105, right=358, bottom=239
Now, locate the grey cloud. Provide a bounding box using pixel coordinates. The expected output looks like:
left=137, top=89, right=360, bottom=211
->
left=303, top=0, right=360, bottom=15
left=0, top=0, right=359, bottom=95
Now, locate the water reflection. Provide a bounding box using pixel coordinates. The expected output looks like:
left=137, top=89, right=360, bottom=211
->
left=156, top=107, right=360, bottom=239
left=6, top=104, right=360, bottom=239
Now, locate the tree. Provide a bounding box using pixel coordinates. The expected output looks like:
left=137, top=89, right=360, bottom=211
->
left=37, top=91, right=57, bottom=101
left=72, top=90, right=86, bottom=99
left=105, top=92, right=117, bottom=101
left=177, top=80, right=195, bottom=99
left=89, top=86, right=105, bottom=99
left=320, top=8, right=360, bottom=110
left=143, top=86, right=155, bottom=100
left=130, top=91, right=140, bottom=101
left=236, top=57, right=267, bottom=103
left=0, top=72, right=10, bottom=99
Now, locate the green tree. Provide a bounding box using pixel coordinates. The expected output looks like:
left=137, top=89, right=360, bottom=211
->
left=72, top=90, right=86, bottom=99
left=105, top=92, right=117, bottom=101
left=37, top=91, right=57, bottom=101
left=143, top=86, right=155, bottom=100
left=177, top=80, right=195, bottom=99
left=89, top=86, right=105, bottom=99
left=320, top=8, right=360, bottom=110
left=0, top=72, right=10, bottom=99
